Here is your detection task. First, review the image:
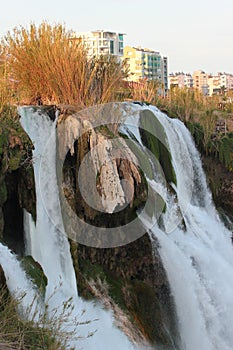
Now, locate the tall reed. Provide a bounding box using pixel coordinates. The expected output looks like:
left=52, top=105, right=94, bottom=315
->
left=2, top=23, right=128, bottom=107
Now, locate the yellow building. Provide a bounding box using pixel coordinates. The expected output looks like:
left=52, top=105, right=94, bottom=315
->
left=123, top=46, right=168, bottom=93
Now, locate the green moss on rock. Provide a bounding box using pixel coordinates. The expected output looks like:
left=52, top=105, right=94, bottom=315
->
left=0, top=180, right=7, bottom=206
left=139, top=109, right=177, bottom=185
left=21, top=256, right=47, bottom=296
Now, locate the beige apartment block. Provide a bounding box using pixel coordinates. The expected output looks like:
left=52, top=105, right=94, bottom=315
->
left=75, top=30, right=124, bottom=59
left=208, top=75, right=221, bottom=96
left=192, top=70, right=209, bottom=95
left=207, top=73, right=233, bottom=96
left=168, top=73, right=193, bottom=89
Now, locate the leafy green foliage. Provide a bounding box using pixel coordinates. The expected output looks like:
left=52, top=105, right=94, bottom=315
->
left=219, top=134, right=233, bottom=171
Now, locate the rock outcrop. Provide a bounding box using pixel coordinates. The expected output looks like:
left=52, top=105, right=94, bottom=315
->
left=58, top=108, right=179, bottom=347
left=203, top=156, right=233, bottom=215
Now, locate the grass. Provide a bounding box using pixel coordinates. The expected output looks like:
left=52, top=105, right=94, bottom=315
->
left=0, top=281, right=95, bottom=350
left=0, top=286, right=68, bottom=350
left=1, top=22, right=128, bottom=107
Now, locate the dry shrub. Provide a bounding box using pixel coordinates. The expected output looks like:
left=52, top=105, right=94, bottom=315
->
left=128, top=79, right=163, bottom=106
left=2, top=22, right=128, bottom=107
left=0, top=47, right=15, bottom=113
left=0, top=286, right=66, bottom=350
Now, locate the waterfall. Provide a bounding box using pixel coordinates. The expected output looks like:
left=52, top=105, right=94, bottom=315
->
left=18, top=106, right=139, bottom=350
left=1, top=102, right=232, bottom=350
left=19, top=107, right=78, bottom=301
left=127, top=105, right=233, bottom=350
left=0, top=242, right=40, bottom=319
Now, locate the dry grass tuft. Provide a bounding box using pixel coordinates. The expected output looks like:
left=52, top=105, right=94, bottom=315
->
left=2, top=22, right=128, bottom=107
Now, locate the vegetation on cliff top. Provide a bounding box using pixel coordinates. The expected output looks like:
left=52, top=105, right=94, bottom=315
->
left=0, top=21, right=232, bottom=170
left=1, top=22, right=128, bottom=106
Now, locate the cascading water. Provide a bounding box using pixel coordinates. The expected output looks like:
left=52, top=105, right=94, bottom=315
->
left=127, top=105, right=233, bottom=350
left=0, top=242, right=40, bottom=319
left=18, top=106, right=139, bottom=350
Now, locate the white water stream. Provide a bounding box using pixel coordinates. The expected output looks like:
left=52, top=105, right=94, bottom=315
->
left=137, top=106, right=233, bottom=350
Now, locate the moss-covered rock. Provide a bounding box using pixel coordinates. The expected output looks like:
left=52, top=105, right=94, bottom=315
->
left=21, top=256, right=47, bottom=296
left=202, top=155, right=233, bottom=221
left=139, top=109, right=177, bottom=185
left=0, top=179, right=7, bottom=207
left=0, top=108, right=36, bottom=252
left=75, top=234, right=179, bottom=348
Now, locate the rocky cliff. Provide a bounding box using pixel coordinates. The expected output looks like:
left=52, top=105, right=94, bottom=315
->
left=57, top=106, right=179, bottom=347
left=202, top=155, right=233, bottom=230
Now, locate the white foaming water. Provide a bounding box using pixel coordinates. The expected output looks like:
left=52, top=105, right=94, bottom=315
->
left=0, top=242, right=40, bottom=319
left=18, top=107, right=139, bottom=350
left=132, top=105, right=233, bottom=350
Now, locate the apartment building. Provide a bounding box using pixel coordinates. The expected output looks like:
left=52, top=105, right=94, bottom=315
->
left=75, top=30, right=125, bottom=58
left=208, top=75, right=221, bottom=96
left=218, top=73, right=233, bottom=91
left=123, top=46, right=168, bottom=94
left=207, top=73, right=233, bottom=96
left=192, top=70, right=209, bottom=95
left=168, top=72, right=193, bottom=89
left=168, top=71, right=233, bottom=96
left=162, top=57, right=168, bottom=93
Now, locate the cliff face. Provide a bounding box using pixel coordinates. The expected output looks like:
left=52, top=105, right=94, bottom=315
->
left=58, top=109, right=179, bottom=347
left=0, top=113, right=36, bottom=254
left=202, top=155, right=233, bottom=227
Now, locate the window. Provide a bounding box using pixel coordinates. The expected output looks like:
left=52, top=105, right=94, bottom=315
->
left=110, top=40, right=114, bottom=54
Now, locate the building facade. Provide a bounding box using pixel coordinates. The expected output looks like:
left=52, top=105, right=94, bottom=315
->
left=192, top=70, right=209, bottom=95
left=76, top=30, right=125, bottom=58
left=207, top=73, right=233, bottom=96
left=207, top=75, right=221, bottom=96
left=123, top=46, right=168, bottom=94
left=218, top=73, right=233, bottom=91
left=168, top=71, right=233, bottom=96
left=168, top=72, right=193, bottom=89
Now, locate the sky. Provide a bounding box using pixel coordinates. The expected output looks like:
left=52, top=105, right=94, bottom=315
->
left=0, top=0, right=232, bottom=74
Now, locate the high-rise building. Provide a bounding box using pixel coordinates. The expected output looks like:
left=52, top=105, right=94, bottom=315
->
left=75, top=30, right=125, bottom=59
left=162, top=57, right=168, bottom=93
left=123, top=46, right=168, bottom=94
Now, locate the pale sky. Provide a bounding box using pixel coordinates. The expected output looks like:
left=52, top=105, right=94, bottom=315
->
left=0, top=0, right=232, bottom=74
